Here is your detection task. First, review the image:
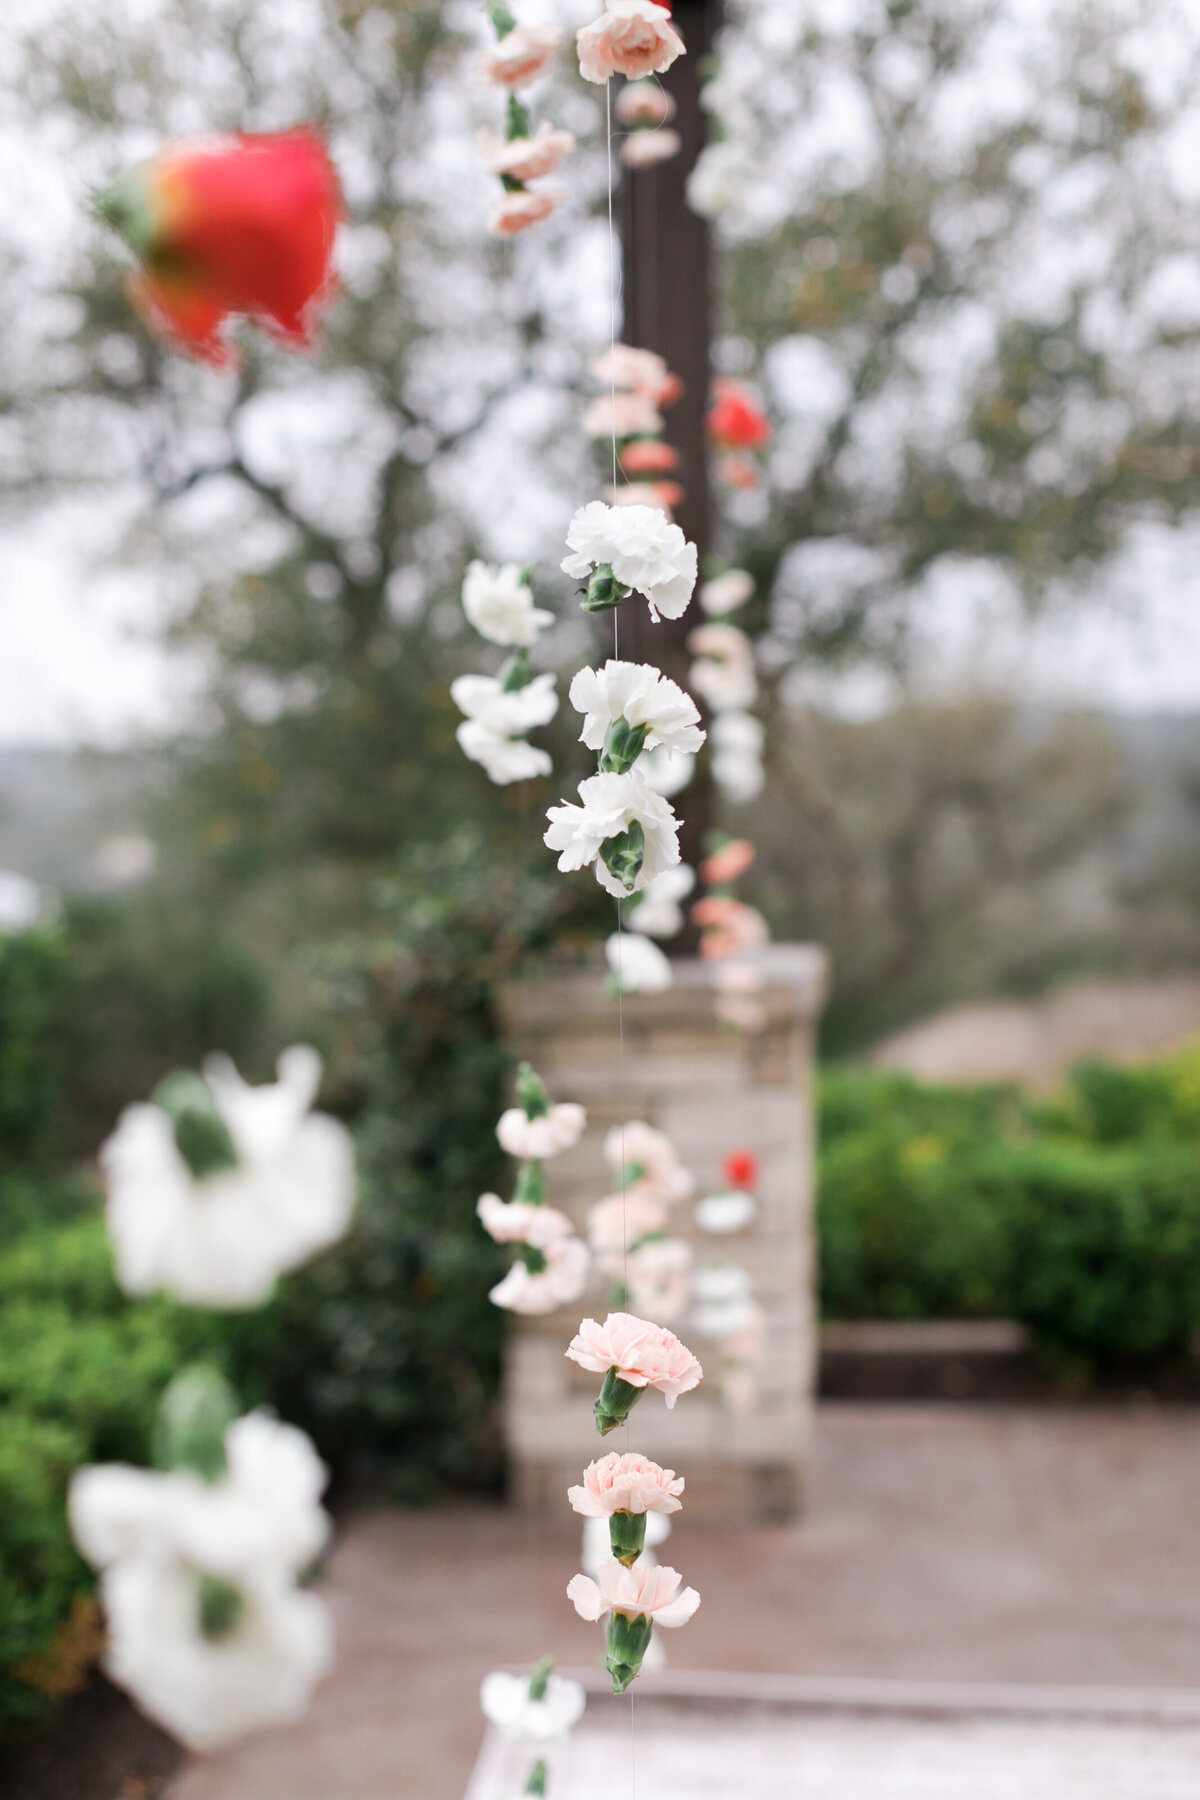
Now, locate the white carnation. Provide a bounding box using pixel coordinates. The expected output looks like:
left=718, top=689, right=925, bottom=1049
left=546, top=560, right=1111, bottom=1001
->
left=688, top=623, right=758, bottom=713
left=699, top=569, right=755, bottom=616
left=544, top=769, right=681, bottom=897
left=461, top=561, right=554, bottom=647
left=628, top=863, right=695, bottom=939
left=452, top=671, right=558, bottom=788
left=710, top=710, right=765, bottom=803
left=562, top=501, right=697, bottom=622
left=480, top=1669, right=587, bottom=1742
left=569, top=660, right=705, bottom=757
left=606, top=930, right=673, bottom=994
left=456, top=723, right=553, bottom=786
left=101, top=1047, right=355, bottom=1311
left=496, top=1101, right=587, bottom=1161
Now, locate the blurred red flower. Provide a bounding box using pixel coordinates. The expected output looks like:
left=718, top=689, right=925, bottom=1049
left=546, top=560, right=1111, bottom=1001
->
left=723, top=1150, right=759, bottom=1191
left=98, top=129, right=341, bottom=368
left=707, top=379, right=771, bottom=451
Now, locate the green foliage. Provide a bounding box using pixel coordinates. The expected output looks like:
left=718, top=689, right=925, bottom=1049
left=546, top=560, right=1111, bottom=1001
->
left=818, top=1055, right=1200, bottom=1367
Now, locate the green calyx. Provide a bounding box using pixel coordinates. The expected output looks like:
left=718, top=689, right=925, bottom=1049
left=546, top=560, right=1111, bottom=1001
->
left=515, top=1242, right=548, bottom=1274
left=516, top=1061, right=551, bottom=1119
left=600, top=821, right=645, bottom=894
left=598, top=719, right=649, bottom=776
left=619, top=1160, right=648, bottom=1190
left=594, top=1367, right=643, bottom=1437
left=580, top=565, right=631, bottom=613
left=508, top=93, right=532, bottom=142
left=487, top=0, right=518, bottom=37
left=605, top=1611, right=654, bottom=1694
left=527, top=1655, right=554, bottom=1703
left=153, top=1070, right=239, bottom=1180
left=609, top=1508, right=648, bottom=1569
left=499, top=649, right=534, bottom=692
left=512, top=1160, right=548, bottom=1207
left=197, top=1572, right=245, bottom=1643
left=524, top=1760, right=549, bottom=1798
left=94, top=166, right=158, bottom=260
left=153, top=1366, right=238, bottom=1483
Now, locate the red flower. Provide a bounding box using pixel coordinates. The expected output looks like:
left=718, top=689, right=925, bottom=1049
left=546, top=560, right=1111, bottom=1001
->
left=723, top=1150, right=759, bottom=1191
left=707, top=379, right=771, bottom=451
left=98, top=130, right=341, bottom=368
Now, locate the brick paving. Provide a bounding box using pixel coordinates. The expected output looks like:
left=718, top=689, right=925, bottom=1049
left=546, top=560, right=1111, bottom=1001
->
left=165, top=1405, right=1200, bottom=1800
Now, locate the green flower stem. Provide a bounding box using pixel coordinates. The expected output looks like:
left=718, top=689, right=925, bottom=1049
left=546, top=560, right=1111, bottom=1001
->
left=508, top=93, right=532, bottom=142
left=609, top=1509, right=648, bottom=1568
left=524, top=1760, right=549, bottom=1797
left=594, top=1367, right=644, bottom=1436
left=605, top=1612, right=654, bottom=1694
left=514, top=1242, right=548, bottom=1274
left=527, top=1656, right=554, bottom=1702
left=499, top=649, right=534, bottom=692
left=513, top=1160, right=547, bottom=1207
left=153, top=1070, right=239, bottom=1179
left=486, top=1, right=518, bottom=37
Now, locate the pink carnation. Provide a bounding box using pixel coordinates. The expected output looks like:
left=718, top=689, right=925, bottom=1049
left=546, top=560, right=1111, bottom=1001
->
left=566, top=1311, right=702, bottom=1406
left=497, top=1102, right=586, bottom=1161
left=587, top=1190, right=669, bottom=1259
left=567, top=1451, right=684, bottom=1518
left=607, top=480, right=684, bottom=516
left=490, top=189, right=558, bottom=237
left=604, top=1120, right=694, bottom=1205
left=476, top=1194, right=575, bottom=1247
left=567, top=1558, right=700, bottom=1626
left=591, top=343, right=680, bottom=406
left=482, top=124, right=576, bottom=182
left=620, top=439, right=680, bottom=476
left=490, top=1237, right=589, bottom=1315
left=621, top=127, right=683, bottom=169
left=615, top=81, right=678, bottom=128
left=692, top=897, right=770, bottom=963
left=627, top=1237, right=692, bottom=1323
left=577, top=2, right=686, bottom=86
left=483, top=25, right=562, bottom=89
left=701, top=837, right=756, bottom=886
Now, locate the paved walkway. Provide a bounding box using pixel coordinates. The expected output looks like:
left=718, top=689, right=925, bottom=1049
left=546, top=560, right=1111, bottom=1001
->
left=166, top=1405, right=1200, bottom=1800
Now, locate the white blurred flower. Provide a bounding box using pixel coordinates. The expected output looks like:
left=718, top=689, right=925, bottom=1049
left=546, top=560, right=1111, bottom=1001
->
left=690, top=1264, right=759, bottom=1340
left=710, top=711, right=765, bottom=803
left=489, top=1236, right=590, bottom=1314
left=638, top=746, right=695, bottom=799
left=496, top=1102, right=587, bottom=1161
left=621, top=128, right=683, bottom=169
left=629, top=864, right=694, bottom=939
left=569, top=660, right=705, bottom=758
left=102, top=1048, right=355, bottom=1311
left=461, top=563, right=554, bottom=647
left=687, top=139, right=755, bottom=219
left=562, top=502, right=697, bottom=623
left=688, top=623, right=758, bottom=712
left=70, top=1414, right=333, bottom=1752
left=627, top=1237, right=692, bottom=1323
left=545, top=770, right=681, bottom=898
left=452, top=671, right=559, bottom=788
left=603, top=1121, right=694, bottom=1206
left=694, top=1190, right=758, bottom=1235
left=606, top=930, right=673, bottom=994
left=480, top=1669, right=586, bottom=1742
left=699, top=569, right=755, bottom=616
left=0, top=869, right=45, bottom=930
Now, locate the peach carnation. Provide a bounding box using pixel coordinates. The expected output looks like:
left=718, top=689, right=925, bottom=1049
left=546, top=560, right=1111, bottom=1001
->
left=607, top=480, right=684, bottom=515
left=566, top=1311, right=702, bottom=1407
left=620, top=439, right=680, bottom=476
left=577, top=2, right=686, bottom=86
left=490, top=1236, right=589, bottom=1315
left=587, top=1190, right=669, bottom=1260
left=490, top=190, right=558, bottom=237
left=604, top=1120, right=694, bottom=1205
left=483, top=25, right=562, bottom=89
left=627, top=1236, right=692, bottom=1323
left=567, top=1558, right=699, bottom=1626
left=701, top=837, right=756, bottom=886
left=615, top=80, right=678, bottom=128
left=482, top=123, right=575, bottom=182
left=568, top=1452, right=684, bottom=1518
left=583, top=390, right=664, bottom=441
left=693, top=897, right=770, bottom=962
left=497, top=1102, right=586, bottom=1162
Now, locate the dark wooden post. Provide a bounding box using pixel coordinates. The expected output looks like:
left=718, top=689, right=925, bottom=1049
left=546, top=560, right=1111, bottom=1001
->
left=618, top=0, right=722, bottom=863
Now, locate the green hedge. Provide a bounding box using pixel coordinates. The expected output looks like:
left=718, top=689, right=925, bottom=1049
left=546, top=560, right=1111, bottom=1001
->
left=817, top=1050, right=1200, bottom=1365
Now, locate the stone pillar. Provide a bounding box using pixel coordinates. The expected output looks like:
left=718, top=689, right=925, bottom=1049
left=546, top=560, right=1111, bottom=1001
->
left=497, top=945, right=827, bottom=1522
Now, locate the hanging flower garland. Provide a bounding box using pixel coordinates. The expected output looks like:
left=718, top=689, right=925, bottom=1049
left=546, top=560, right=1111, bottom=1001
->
left=453, top=562, right=560, bottom=785
left=478, top=1062, right=590, bottom=1316
left=707, top=376, right=772, bottom=491
left=585, top=344, right=686, bottom=516
left=617, top=79, right=682, bottom=170
left=480, top=5, right=572, bottom=237
left=480, top=1657, right=587, bottom=1796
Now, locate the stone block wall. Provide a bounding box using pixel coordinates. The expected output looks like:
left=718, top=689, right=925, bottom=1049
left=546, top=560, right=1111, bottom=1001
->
left=497, top=944, right=827, bottom=1521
